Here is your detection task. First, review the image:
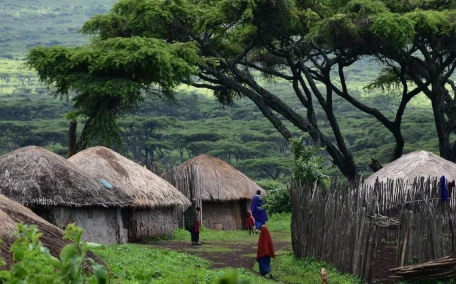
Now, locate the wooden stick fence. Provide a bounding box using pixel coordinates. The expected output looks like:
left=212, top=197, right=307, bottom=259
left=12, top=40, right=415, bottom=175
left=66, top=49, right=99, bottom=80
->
left=291, top=176, right=456, bottom=281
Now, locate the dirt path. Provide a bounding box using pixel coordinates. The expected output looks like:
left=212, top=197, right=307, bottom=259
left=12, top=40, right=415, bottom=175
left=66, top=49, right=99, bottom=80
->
left=144, top=240, right=291, bottom=270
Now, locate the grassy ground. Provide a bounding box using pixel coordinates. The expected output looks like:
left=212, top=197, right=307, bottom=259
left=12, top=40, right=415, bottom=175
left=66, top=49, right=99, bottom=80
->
left=93, top=213, right=362, bottom=284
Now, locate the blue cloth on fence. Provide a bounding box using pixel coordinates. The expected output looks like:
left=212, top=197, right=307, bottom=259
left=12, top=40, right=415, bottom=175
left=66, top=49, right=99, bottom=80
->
left=441, top=175, right=449, bottom=201
left=257, top=256, right=271, bottom=275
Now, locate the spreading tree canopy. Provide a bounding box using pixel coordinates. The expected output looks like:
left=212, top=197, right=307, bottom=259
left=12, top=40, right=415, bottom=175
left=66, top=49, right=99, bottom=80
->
left=311, top=0, right=456, bottom=161
left=27, top=0, right=456, bottom=182
left=27, top=32, right=198, bottom=155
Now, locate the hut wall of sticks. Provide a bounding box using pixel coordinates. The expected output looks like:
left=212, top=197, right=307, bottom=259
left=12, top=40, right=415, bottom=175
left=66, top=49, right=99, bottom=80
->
left=163, top=154, right=266, bottom=230
left=128, top=207, right=177, bottom=240
left=291, top=176, right=456, bottom=282
left=202, top=200, right=248, bottom=230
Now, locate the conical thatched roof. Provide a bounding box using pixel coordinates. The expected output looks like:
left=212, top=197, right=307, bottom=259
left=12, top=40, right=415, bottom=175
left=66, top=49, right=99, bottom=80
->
left=365, top=150, right=456, bottom=186
left=68, top=146, right=190, bottom=209
left=0, top=194, right=103, bottom=270
left=163, top=154, right=266, bottom=201
left=0, top=146, right=130, bottom=207
left=0, top=193, right=66, bottom=269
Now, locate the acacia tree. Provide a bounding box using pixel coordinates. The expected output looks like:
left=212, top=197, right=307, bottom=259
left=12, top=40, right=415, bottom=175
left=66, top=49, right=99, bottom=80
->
left=311, top=0, right=456, bottom=161
left=26, top=35, right=198, bottom=156
left=27, top=0, right=429, bottom=182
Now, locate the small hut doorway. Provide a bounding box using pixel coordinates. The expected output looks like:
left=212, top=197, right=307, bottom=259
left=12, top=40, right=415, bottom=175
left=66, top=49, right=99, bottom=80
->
left=239, top=199, right=248, bottom=230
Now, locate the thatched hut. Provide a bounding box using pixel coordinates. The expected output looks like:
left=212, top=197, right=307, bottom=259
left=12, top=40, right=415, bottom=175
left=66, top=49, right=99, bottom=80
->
left=0, top=146, right=132, bottom=244
left=68, top=146, right=190, bottom=241
left=0, top=194, right=103, bottom=269
left=163, top=154, right=266, bottom=230
left=364, top=150, right=456, bottom=186
left=0, top=193, right=69, bottom=269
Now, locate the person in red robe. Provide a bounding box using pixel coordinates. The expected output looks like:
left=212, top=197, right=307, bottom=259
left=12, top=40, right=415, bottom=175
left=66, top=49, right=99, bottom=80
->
left=256, top=225, right=275, bottom=278
left=246, top=212, right=255, bottom=235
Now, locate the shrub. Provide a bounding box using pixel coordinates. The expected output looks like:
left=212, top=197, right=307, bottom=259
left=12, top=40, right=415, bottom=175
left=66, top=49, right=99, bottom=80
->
left=0, top=224, right=253, bottom=284
left=289, top=135, right=330, bottom=189
left=255, top=180, right=286, bottom=192
left=264, top=188, right=291, bottom=214
left=0, top=223, right=108, bottom=284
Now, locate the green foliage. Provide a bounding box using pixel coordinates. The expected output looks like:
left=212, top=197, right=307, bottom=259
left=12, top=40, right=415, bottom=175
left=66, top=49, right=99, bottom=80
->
left=257, top=180, right=291, bottom=214
left=364, top=67, right=403, bottom=94
left=405, top=10, right=456, bottom=35
left=370, top=12, right=415, bottom=48
left=290, top=135, right=330, bottom=188
left=26, top=33, right=199, bottom=148
left=0, top=0, right=452, bottom=182
left=0, top=223, right=108, bottom=284
left=343, top=0, right=389, bottom=15
left=255, top=180, right=287, bottom=191
left=264, top=188, right=291, bottom=214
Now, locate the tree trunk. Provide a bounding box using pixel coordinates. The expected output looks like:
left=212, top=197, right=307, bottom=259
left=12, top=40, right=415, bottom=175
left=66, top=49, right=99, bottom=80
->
left=144, top=148, right=149, bottom=167
left=68, top=120, right=77, bottom=158
left=390, top=125, right=405, bottom=162
left=431, top=82, right=454, bottom=161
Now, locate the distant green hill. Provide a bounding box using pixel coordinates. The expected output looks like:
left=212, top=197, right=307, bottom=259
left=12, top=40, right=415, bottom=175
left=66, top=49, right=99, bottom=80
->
left=0, top=0, right=440, bottom=184
left=0, top=0, right=116, bottom=58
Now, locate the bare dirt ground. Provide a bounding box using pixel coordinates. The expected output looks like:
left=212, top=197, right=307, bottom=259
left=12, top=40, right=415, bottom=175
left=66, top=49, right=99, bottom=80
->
left=144, top=240, right=291, bottom=270
left=371, top=244, right=398, bottom=283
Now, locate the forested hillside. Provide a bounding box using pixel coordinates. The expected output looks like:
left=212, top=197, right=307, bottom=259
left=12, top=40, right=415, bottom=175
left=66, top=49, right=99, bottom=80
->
left=0, top=0, right=441, bottom=184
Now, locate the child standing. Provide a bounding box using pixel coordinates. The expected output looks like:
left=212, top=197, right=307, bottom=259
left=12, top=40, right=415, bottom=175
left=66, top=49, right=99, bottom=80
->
left=257, top=225, right=275, bottom=279
left=246, top=212, right=255, bottom=235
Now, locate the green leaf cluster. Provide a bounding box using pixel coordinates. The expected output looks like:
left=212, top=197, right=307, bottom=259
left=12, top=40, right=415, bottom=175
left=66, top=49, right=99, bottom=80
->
left=26, top=22, right=199, bottom=148
left=289, top=135, right=330, bottom=188
left=308, top=0, right=456, bottom=51
left=264, top=188, right=291, bottom=214
left=0, top=224, right=108, bottom=284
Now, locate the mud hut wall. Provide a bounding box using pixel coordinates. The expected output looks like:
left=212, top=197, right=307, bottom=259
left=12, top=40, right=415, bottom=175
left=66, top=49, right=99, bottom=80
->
left=202, top=200, right=245, bottom=230
left=50, top=207, right=128, bottom=244
left=129, top=207, right=176, bottom=241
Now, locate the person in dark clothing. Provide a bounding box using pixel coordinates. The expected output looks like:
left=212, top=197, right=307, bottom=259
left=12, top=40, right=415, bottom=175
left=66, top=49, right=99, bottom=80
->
left=184, top=198, right=201, bottom=245
left=250, top=190, right=268, bottom=231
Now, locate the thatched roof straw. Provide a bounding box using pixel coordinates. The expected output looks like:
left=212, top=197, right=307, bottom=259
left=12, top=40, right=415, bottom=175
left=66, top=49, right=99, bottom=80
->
left=0, top=193, right=67, bottom=269
left=365, top=150, right=456, bottom=186
left=163, top=154, right=266, bottom=201
left=0, top=194, right=103, bottom=270
left=0, top=146, right=131, bottom=207
left=68, top=146, right=190, bottom=209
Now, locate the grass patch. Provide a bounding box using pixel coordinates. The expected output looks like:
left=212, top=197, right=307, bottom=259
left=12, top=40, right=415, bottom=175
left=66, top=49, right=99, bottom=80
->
left=94, top=244, right=362, bottom=284
left=262, top=250, right=363, bottom=284
left=172, top=213, right=291, bottom=244
left=183, top=245, right=238, bottom=253
left=94, top=213, right=362, bottom=283
left=92, top=244, right=273, bottom=284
